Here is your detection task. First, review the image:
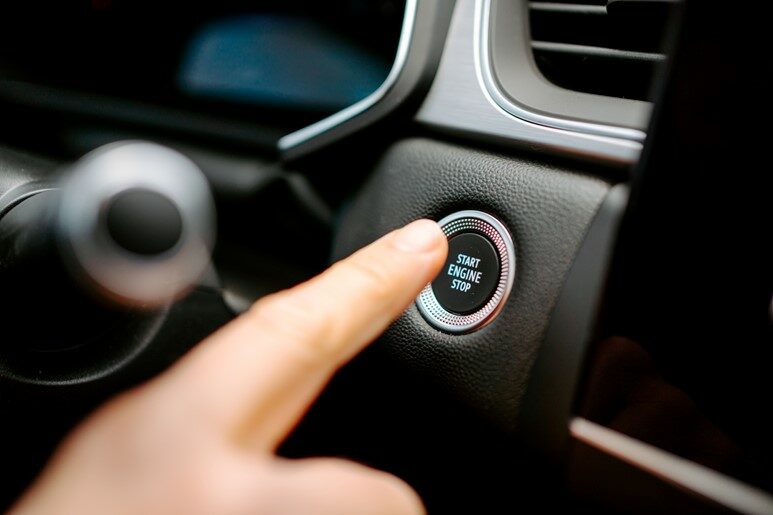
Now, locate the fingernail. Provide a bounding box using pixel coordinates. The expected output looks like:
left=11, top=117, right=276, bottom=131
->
left=392, top=220, right=444, bottom=253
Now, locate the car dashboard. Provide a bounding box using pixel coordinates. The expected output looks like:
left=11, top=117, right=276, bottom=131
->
left=0, top=1, right=771, bottom=513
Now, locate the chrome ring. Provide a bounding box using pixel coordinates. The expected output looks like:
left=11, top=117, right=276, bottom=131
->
left=416, top=210, right=515, bottom=333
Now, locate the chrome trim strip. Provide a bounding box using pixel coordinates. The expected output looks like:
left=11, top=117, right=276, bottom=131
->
left=0, top=186, right=55, bottom=219
left=278, top=0, right=419, bottom=152
left=571, top=418, right=773, bottom=514
left=477, top=0, right=647, bottom=142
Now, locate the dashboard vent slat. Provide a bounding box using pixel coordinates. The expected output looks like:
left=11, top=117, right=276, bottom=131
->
left=530, top=3, right=607, bottom=14
left=532, top=41, right=665, bottom=62
left=528, top=0, right=674, bottom=100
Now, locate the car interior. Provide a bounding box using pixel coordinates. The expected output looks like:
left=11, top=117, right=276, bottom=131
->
left=1, top=0, right=771, bottom=513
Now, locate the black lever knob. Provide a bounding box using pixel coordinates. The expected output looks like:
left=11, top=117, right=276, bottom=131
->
left=0, top=142, right=216, bottom=351
left=56, top=141, right=216, bottom=305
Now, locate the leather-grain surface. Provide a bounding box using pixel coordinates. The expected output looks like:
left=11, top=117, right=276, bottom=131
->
left=332, top=138, right=611, bottom=432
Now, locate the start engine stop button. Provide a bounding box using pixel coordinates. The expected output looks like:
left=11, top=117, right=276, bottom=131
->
left=432, top=233, right=500, bottom=314
left=416, top=211, right=515, bottom=333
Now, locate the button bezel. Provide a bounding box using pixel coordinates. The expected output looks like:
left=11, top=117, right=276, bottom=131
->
left=416, top=210, right=516, bottom=333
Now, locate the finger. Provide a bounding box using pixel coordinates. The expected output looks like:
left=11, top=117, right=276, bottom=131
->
left=258, top=458, right=425, bottom=515
left=154, top=219, right=447, bottom=449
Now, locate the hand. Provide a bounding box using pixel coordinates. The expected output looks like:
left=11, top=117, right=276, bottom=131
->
left=8, top=220, right=448, bottom=515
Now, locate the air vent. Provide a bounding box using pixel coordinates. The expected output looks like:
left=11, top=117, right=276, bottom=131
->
left=528, top=0, right=674, bottom=101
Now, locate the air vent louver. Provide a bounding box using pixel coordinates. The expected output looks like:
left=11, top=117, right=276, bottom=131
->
left=529, top=0, right=674, bottom=101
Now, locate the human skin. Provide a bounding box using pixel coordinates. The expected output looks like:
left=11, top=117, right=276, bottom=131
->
left=8, top=219, right=448, bottom=515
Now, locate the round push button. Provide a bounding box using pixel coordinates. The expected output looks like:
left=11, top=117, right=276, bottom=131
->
left=416, top=211, right=515, bottom=333
left=431, top=233, right=500, bottom=315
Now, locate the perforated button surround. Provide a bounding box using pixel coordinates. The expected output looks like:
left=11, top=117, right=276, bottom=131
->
left=416, top=210, right=516, bottom=333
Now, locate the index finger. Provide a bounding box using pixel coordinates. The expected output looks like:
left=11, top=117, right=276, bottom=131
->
left=154, top=219, right=447, bottom=450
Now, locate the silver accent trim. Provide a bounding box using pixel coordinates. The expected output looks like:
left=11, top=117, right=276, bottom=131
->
left=278, top=0, right=419, bottom=152
left=571, top=417, right=773, bottom=514
left=478, top=0, right=647, bottom=142
left=531, top=41, right=665, bottom=62
left=59, top=142, right=216, bottom=306
left=416, top=0, right=643, bottom=164
left=0, top=186, right=55, bottom=219
left=416, top=211, right=515, bottom=333
left=529, top=2, right=607, bottom=14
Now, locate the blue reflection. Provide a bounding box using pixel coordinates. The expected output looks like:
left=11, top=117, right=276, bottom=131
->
left=179, top=15, right=390, bottom=111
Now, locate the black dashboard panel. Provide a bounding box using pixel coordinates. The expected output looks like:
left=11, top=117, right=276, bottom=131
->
left=332, top=137, right=611, bottom=432
left=579, top=0, right=773, bottom=495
